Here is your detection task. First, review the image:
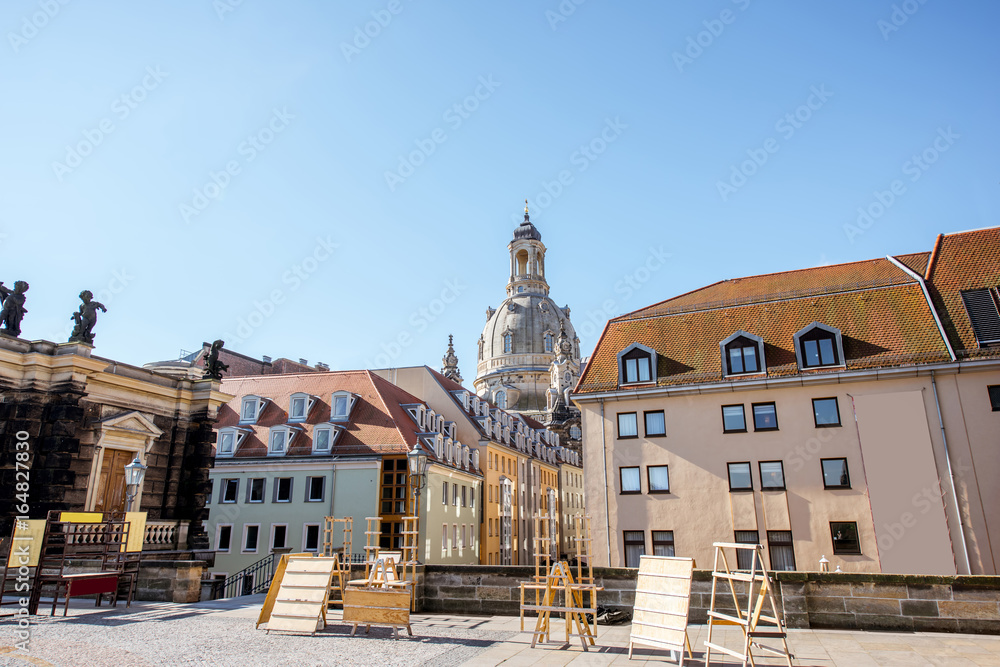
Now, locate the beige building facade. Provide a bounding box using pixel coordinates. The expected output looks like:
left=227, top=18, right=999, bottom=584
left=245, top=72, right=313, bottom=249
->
left=373, top=364, right=584, bottom=565
left=575, top=228, right=1000, bottom=575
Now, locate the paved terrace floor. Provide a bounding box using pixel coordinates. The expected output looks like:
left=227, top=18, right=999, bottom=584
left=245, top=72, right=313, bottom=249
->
left=1, top=594, right=998, bottom=666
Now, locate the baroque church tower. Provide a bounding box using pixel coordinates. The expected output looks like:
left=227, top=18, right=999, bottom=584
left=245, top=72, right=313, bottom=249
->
left=474, top=203, right=582, bottom=449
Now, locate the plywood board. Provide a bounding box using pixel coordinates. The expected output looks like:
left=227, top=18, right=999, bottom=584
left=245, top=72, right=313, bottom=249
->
left=854, top=391, right=956, bottom=574
left=7, top=520, right=45, bottom=567
left=262, top=555, right=337, bottom=635
left=629, top=556, right=693, bottom=660
left=124, top=512, right=146, bottom=553
left=343, top=588, right=411, bottom=627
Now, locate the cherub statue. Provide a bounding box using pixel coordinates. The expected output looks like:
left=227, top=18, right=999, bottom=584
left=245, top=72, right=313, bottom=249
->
left=0, top=281, right=29, bottom=337
left=203, top=339, right=229, bottom=380
left=69, top=290, right=107, bottom=345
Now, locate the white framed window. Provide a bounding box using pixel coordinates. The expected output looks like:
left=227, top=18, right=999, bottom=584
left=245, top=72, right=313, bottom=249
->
left=312, top=425, right=339, bottom=454
left=793, top=322, right=845, bottom=370
left=221, top=478, right=239, bottom=503
left=274, top=477, right=293, bottom=502
left=216, top=427, right=249, bottom=457
left=303, top=524, right=320, bottom=552
left=495, top=390, right=507, bottom=409
left=268, top=427, right=298, bottom=456
left=216, top=524, right=233, bottom=552
left=306, top=476, right=325, bottom=502
left=242, top=524, right=260, bottom=553
left=721, top=331, right=766, bottom=376
left=289, top=393, right=317, bottom=422
left=270, top=524, right=287, bottom=551
left=331, top=391, right=357, bottom=421
left=240, top=395, right=267, bottom=424
left=247, top=478, right=265, bottom=503
left=617, top=343, right=657, bottom=385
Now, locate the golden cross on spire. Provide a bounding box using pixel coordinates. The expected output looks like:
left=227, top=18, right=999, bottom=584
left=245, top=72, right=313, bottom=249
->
left=524, top=199, right=529, bottom=215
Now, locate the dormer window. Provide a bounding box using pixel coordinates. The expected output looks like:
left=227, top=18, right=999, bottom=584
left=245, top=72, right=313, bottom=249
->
left=503, top=332, right=513, bottom=354
left=495, top=390, right=507, bottom=409
left=268, top=426, right=298, bottom=456
left=312, top=425, right=341, bottom=454
left=289, top=393, right=316, bottom=422
left=617, top=343, right=657, bottom=385
left=960, top=289, right=1000, bottom=346
left=543, top=332, right=554, bottom=353
left=720, top=331, right=765, bottom=376
left=331, top=391, right=357, bottom=421
left=216, top=427, right=249, bottom=457
left=240, top=396, right=267, bottom=424
left=794, top=323, right=845, bottom=370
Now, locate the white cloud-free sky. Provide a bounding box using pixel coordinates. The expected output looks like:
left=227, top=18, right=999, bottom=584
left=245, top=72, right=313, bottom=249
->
left=1, top=1, right=997, bottom=374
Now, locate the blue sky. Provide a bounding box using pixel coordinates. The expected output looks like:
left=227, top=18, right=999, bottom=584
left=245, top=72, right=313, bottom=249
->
left=1, top=1, right=997, bottom=375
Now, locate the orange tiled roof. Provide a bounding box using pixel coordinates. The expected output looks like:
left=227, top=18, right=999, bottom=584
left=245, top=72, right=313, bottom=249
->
left=924, top=228, right=1000, bottom=357
left=894, top=251, right=931, bottom=277
left=577, top=258, right=952, bottom=394
left=217, top=370, right=423, bottom=458
left=624, top=257, right=918, bottom=320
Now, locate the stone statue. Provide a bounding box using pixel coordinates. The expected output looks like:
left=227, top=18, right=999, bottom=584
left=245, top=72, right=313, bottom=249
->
left=0, top=281, right=29, bottom=337
left=69, top=290, right=107, bottom=345
left=203, top=339, right=229, bottom=380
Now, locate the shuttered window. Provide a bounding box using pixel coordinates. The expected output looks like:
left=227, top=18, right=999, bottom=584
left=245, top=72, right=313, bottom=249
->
left=961, top=289, right=1000, bottom=345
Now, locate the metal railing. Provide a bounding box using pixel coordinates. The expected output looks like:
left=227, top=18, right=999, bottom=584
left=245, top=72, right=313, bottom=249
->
left=212, top=553, right=277, bottom=600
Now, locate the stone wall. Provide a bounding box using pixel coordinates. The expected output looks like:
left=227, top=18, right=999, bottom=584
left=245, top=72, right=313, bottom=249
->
left=416, top=566, right=1000, bottom=634
left=38, top=558, right=208, bottom=605
left=778, top=572, right=1000, bottom=634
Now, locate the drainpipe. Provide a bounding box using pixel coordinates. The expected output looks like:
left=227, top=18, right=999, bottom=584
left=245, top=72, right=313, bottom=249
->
left=931, top=371, right=972, bottom=574
left=599, top=399, right=612, bottom=565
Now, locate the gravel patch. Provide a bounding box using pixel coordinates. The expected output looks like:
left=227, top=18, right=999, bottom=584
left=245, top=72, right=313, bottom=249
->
left=0, top=604, right=513, bottom=667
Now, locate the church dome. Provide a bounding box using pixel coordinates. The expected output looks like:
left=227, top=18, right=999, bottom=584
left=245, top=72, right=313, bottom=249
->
left=474, top=204, right=579, bottom=415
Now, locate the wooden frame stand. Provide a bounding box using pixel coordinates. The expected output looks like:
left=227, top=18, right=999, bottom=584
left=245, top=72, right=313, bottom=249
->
left=704, top=542, right=794, bottom=666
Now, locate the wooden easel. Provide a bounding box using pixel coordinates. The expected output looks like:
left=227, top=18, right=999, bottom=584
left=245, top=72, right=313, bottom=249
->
left=363, top=516, right=381, bottom=579
left=399, top=516, right=419, bottom=610
left=519, top=513, right=554, bottom=635
left=322, top=517, right=353, bottom=608
left=704, top=542, right=794, bottom=666
left=521, top=561, right=597, bottom=650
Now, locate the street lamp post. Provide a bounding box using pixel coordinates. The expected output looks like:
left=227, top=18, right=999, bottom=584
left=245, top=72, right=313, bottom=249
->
left=406, top=441, right=429, bottom=515
left=123, top=455, right=148, bottom=512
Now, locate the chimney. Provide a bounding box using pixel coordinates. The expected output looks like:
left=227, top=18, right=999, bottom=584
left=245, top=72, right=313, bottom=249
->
left=299, top=359, right=308, bottom=365
left=315, top=362, right=330, bottom=371
left=262, top=355, right=272, bottom=364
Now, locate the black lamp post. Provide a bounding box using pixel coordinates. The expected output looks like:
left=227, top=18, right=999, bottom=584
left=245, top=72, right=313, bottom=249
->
left=123, top=455, right=147, bottom=512
left=406, top=441, right=429, bottom=515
